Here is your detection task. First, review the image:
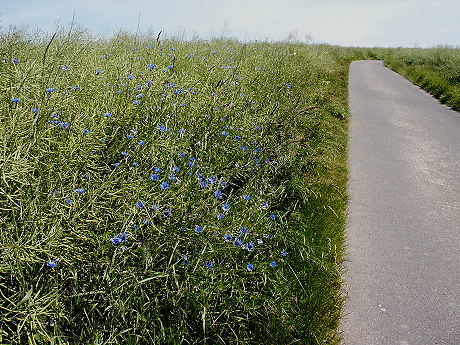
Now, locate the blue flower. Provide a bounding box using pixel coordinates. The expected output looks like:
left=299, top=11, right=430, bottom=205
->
left=132, top=100, right=140, bottom=105
left=240, top=227, right=248, bottom=234
left=205, top=261, right=213, bottom=268
left=234, top=238, right=243, bottom=247
left=243, top=194, right=251, bottom=201
left=150, top=174, right=159, bottom=181
left=269, top=214, right=276, bottom=220
left=113, top=162, right=121, bottom=167
left=270, top=261, right=277, bottom=267
left=138, top=140, right=145, bottom=146
left=104, top=112, right=112, bottom=117
left=151, top=205, right=159, bottom=211
left=82, top=129, right=90, bottom=134
left=179, top=151, right=187, bottom=157
left=157, top=124, right=167, bottom=132
left=110, top=236, right=122, bottom=245
left=223, top=234, right=232, bottom=242
left=136, top=201, right=145, bottom=209
left=246, top=263, right=254, bottom=271
left=160, top=181, right=170, bottom=190
left=163, top=209, right=171, bottom=217
left=195, top=226, right=203, bottom=233
left=214, top=189, right=223, bottom=198
left=61, top=65, right=70, bottom=71
left=221, top=131, right=228, bottom=136
left=234, top=135, right=241, bottom=140
left=12, top=97, right=20, bottom=103
left=32, top=108, right=40, bottom=113
left=217, top=214, right=225, bottom=220
left=153, top=166, right=162, bottom=173
left=222, top=203, right=231, bottom=212
left=172, top=166, right=180, bottom=173
left=245, top=242, right=254, bottom=251
left=96, top=70, right=103, bottom=75
left=148, top=64, right=155, bottom=69
left=65, top=199, right=73, bottom=205
left=178, top=128, right=185, bottom=135
left=118, top=232, right=128, bottom=241
left=46, top=260, right=58, bottom=268
left=12, top=57, right=19, bottom=64
left=82, top=174, right=89, bottom=179
left=59, top=122, right=69, bottom=129
left=45, top=88, right=55, bottom=93
left=281, top=251, right=288, bottom=256
left=260, top=201, right=268, bottom=209
left=75, top=188, right=85, bottom=194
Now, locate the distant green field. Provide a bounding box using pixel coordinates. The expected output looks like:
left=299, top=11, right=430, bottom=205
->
left=0, top=28, right=351, bottom=345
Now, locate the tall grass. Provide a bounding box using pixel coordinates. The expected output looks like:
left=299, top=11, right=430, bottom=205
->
left=1, top=27, right=350, bottom=344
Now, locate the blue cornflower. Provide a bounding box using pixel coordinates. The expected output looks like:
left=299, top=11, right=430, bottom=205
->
left=12, top=57, right=19, bottom=64
left=157, top=124, right=167, bottom=132
left=96, top=70, right=103, bottom=74
left=285, top=83, right=292, bottom=88
left=222, top=203, right=231, bottom=212
left=148, top=64, right=155, bottom=69
left=82, top=129, right=90, bottom=134
left=12, top=97, right=21, bottom=103
left=195, top=226, right=203, bottom=233
left=110, top=236, right=122, bottom=245
left=200, top=181, right=209, bottom=188
left=270, top=261, right=277, bottom=267
left=243, top=194, right=251, bottom=201
left=172, top=166, right=180, bottom=173
left=169, top=173, right=176, bottom=181
left=75, top=188, right=85, bottom=194
left=65, top=199, right=73, bottom=205
left=153, top=167, right=161, bottom=173
left=32, top=108, right=40, bottom=113
left=82, top=174, right=89, bottom=179
left=269, top=214, right=276, bottom=220
left=245, top=242, right=254, bottom=251
left=127, top=134, right=135, bottom=140
left=113, top=162, right=121, bottom=167
left=234, top=238, right=243, bottom=247
left=59, top=122, right=69, bottom=129
left=179, top=151, right=186, bottom=157
left=45, top=87, right=55, bottom=93
left=132, top=162, right=138, bottom=167
left=118, top=232, right=128, bottom=241
left=184, top=260, right=190, bottom=266
left=137, top=93, right=144, bottom=98
left=260, top=201, right=268, bottom=209
left=234, top=135, right=241, bottom=140
left=240, top=227, right=248, bottom=234
left=104, top=112, right=112, bottom=117
left=246, top=263, right=254, bottom=272
left=214, top=189, right=223, bottom=198
left=151, top=205, right=159, bottom=211
left=138, top=140, right=145, bottom=146
left=121, top=151, right=128, bottom=156
left=72, top=85, right=79, bottom=90
left=163, top=209, right=171, bottom=217
left=217, top=214, right=225, bottom=220
left=205, top=261, right=213, bottom=268
left=135, top=201, right=145, bottom=209
left=160, top=181, right=170, bottom=190
left=221, top=181, right=228, bottom=188
left=46, top=260, right=58, bottom=268
left=61, top=65, right=70, bottom=71
left=240, top=145, right=249, bottom=151
left=221, top=131, right=228, bottom=136
left=150, top=174, right=160, bottom=181
left=132, top=100, right=140, bottom=105
left=178, top=128, right=185, bottom=135
left=223, top=234, right=232, bottom=242
left=281, top=251, right=288, bottom=256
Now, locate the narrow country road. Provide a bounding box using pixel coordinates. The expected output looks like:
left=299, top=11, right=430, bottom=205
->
left=341, top=61, right=460, bottom=345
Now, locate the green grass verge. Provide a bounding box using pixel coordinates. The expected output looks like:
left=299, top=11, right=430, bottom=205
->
left=1, top=27, right=351, bottom=344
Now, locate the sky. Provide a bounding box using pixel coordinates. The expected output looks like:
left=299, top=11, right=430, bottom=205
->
left=1, top=0, right=459, bottom=47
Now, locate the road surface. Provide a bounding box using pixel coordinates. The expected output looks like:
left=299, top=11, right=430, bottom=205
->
left=342, top=60, right=460, bottom=345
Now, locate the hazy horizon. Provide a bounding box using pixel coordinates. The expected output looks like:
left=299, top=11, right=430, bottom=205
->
left=1, top=0, right=459, bottom=48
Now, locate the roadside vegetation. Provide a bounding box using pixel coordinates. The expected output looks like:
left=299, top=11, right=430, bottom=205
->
left=0, top=27, right=351, bottom=345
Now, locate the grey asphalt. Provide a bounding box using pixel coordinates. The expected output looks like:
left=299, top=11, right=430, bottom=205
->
left=341, top=61, right=460, bottom=345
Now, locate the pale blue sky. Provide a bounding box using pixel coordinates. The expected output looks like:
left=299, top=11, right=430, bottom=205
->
left=1, top=0, right=459, bottom=47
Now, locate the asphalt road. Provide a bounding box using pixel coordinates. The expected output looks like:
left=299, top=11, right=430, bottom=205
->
left=341, top=61, right=460, bottom=345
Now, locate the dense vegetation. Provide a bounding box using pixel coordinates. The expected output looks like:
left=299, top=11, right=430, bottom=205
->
left=0, top=28, right=351, bottom=345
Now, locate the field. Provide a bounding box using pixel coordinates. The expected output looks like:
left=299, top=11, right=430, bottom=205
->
left=0, top=28, right=351, bottom=345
